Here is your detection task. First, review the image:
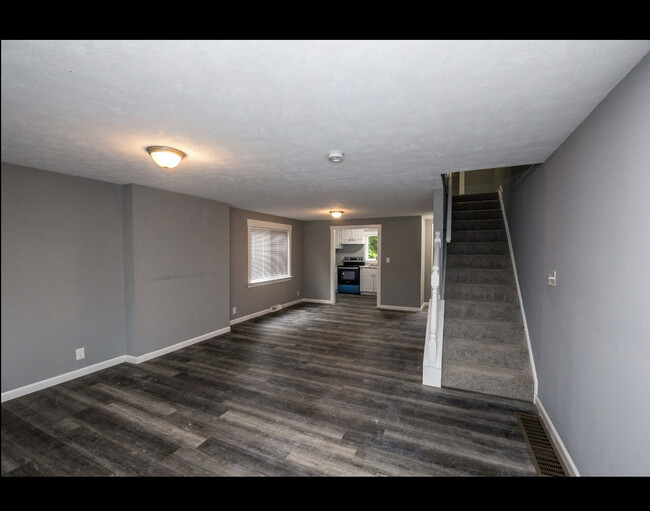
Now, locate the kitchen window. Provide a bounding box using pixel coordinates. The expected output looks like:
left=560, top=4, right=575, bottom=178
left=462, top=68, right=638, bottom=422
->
left=248, top=219, right=292, bottom=287
left=365, top=234, right=378, bottom=261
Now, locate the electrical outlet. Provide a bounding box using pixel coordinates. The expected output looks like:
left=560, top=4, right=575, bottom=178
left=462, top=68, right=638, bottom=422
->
left=76, top=347, right=85, bottom=360
left=386, top=257, right=390, bottom=263
left=232, top=307, right=237, bottom=315
left=548, top=270, right=557, bottom=287
left=297, top=290, right=300, bottom=296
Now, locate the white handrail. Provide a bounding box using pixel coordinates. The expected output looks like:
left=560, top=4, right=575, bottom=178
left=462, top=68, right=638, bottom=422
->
left=426, top=231, right=442, bottom=367
left=446, top=173, right=452, bottom=243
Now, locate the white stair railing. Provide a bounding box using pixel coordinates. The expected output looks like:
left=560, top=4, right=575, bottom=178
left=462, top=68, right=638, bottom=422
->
left=423, top=231, right=444, bottom=386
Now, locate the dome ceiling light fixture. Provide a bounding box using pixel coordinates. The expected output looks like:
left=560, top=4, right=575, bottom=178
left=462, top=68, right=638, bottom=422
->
left=327, top=151, right=344, bottom=163
left=329, top=210, right=344, bottom=219
left=146, top=146, right=186, bottom=170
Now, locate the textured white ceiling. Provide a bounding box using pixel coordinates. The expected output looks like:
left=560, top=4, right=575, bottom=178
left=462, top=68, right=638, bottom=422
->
left=2, top=40, right=649, bottom=220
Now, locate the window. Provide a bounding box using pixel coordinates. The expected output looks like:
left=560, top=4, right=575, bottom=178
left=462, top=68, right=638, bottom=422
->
left=365, top=234, right=378, bottom=261
left=248, top=219, right=292, bottom=286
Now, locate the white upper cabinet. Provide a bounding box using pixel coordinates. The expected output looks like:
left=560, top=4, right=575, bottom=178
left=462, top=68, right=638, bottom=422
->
left=340, top=228, right=365, bottom=244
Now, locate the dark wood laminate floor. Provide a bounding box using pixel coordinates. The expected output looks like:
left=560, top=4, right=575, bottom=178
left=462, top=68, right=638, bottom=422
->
left=1, top=294, right=538, bottom=477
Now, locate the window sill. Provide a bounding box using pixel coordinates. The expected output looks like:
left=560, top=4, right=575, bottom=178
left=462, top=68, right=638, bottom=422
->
left=247, top=276, right=294, bottom=288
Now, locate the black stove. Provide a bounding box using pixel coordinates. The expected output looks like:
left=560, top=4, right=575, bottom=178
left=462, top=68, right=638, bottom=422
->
left=337, top=257, right=364, bottom=294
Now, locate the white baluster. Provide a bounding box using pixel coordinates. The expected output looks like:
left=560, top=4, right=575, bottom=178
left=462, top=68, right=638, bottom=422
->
left=426, top=232, right=442, bottom=367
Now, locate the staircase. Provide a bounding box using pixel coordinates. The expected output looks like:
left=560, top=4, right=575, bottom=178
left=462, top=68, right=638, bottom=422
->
left=441, top=192, right=534, bottom=402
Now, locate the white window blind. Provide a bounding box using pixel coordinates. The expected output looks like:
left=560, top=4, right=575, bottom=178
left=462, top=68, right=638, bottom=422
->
left=248, top=219, right=292, bottom=285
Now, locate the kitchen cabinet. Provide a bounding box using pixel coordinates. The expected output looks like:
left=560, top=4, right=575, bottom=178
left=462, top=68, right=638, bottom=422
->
left=360, top=267, right=378, bottom=293
left=340, top=228, right=365, bottom=244
left=335, top=229, right=342, bottom=249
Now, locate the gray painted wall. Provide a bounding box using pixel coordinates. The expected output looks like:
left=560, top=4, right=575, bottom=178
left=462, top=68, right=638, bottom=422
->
left=123, top=185, right=230, bottom=357
left=455, top=165, right=530, bottom=195
left=230, top=207, right=303, bottom=321
left=303, top=216, right=423, bottom=308
left=504, top=54, right=650, bottom=476
left=1, top=163, right=126, bottom=392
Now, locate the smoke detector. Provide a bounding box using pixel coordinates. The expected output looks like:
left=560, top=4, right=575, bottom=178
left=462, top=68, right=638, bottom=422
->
left=328, top=151, right=344, bottom=162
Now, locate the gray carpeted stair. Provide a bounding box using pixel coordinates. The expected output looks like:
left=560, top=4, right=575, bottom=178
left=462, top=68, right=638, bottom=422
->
left=442, top=192, right=534, bottom=402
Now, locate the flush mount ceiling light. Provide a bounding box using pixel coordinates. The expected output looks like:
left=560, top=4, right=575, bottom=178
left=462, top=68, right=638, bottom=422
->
left=327, top=151, right=344, bottom=163
left=146, top=146, right=186, bottom=170
left=330, top=210, right=344, bottom=218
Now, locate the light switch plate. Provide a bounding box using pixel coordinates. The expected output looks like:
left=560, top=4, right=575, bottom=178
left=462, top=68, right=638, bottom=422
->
left=548, top=270, right=557, bottom=287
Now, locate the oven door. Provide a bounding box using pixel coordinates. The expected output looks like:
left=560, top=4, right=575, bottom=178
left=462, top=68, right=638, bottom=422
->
left=338, top=266, right=360, bottom=285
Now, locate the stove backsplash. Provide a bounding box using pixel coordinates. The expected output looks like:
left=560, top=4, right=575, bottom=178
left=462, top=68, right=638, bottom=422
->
left=335, top=243, right=365, bottom=265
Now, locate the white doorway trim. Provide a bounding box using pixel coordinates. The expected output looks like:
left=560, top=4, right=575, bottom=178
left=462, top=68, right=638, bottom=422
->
left=330, top=224, right=382, bottom=306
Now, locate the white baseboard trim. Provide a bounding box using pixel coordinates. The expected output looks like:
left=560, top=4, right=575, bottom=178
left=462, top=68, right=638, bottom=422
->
left=124, top=326, right=231, bottom=364
left=230, top=298, right=306, bottom=326
left=378, top=304, right=422, bottom=312
left=230, top=308, right=277, bottom=325
left=535, top=395, right=580, bottom=476
left=498, top=187, right=539, bottom=397
left=1, top=326, right=232, bottom=402
left=1, top=355, right=125, bottom=403
left=302, top=298, right=333, bottom=305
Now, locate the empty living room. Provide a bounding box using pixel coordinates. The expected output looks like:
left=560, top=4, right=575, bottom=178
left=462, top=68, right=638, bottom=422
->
left=2, top=40, right=649, bottom=478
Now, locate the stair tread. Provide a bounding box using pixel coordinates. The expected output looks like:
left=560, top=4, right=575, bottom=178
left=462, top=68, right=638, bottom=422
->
left=445, top=266, right=514, bottom=278
left=445, top=270, right=515, bottom=286
left=443, top=358, right=532, bottom=377
left=446, top=267, right=512, bottom=272
left=453, top=194, right=499, bottom=201
left=449, top=240, right=507, bottom=244
left=445, top=298, right=520, bottom=308
left=446, top=254, right=512, bottom=270
left=453, top=216, right=502, bottom=220
left=448, top=254, right=511, bottom=258
left=442, top=362, right=534, bottom=402
left=452, top=207, right=501, bottom=211
left=444, top=282, right=519, bottom=303
left=446, top=297, right=519, bottom=304
left=444, top=335, right=528, bottom=352
left=447, top=254, right=511, bottom=258
left=452, top=228, right=505, bottom=232
left=445, top=315, right=523, bottom=326
left=448, top=241, right=509, bottom=252
left=446, top=281, right=516, bottom=289
left=451, top=218, right=503, bottom=224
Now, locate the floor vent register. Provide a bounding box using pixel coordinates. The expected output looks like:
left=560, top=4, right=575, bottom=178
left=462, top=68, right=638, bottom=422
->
left=516, top=412, right=569, bottom=477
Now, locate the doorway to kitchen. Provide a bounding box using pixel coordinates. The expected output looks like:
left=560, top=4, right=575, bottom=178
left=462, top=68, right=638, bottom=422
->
left=330, top=224, right=381, bottom=307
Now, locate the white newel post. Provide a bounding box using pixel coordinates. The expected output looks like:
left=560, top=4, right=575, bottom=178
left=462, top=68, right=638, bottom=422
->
left=426, top=232, right=442, bottom=368
left=422, top=231, right=442, bottom=387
